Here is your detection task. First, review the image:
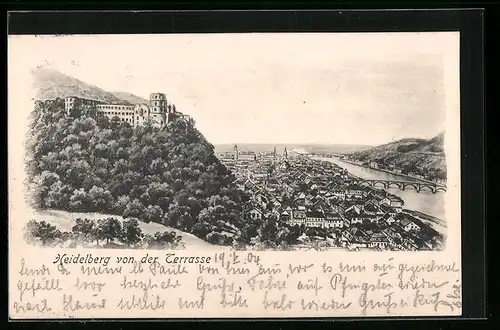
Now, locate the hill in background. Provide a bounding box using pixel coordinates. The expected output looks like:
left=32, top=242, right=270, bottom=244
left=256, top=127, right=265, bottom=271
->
left=347, top=132, right=446, bottom=178
left=214, top=143, right=372, bottom=155
left=32, top=67, right=147, bottom=105
left=110, top=92, right=148, bottom=105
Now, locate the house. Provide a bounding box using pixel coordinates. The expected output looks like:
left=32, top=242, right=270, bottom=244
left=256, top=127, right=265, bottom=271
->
left=305, top=193, right=315, bottom=205
left=266, top=208, right=281, bottom=220
left=280, top=210, right=291, bottom=221
left=402, top=238, right=419, bottom=251
left=334, top=201, right=351, bottom=216
left=289, top=211, right=306, bottom=227
left=345, top=184, right=364, bottom=198
left=399, top=218, right=421, bottom=232
left=344, top=208, right=363, bottom=225
left=380, top=213, right=396, bottom=225
left=379, top=204, right=397, bottom=216
left=369, top=233, right=389, bottom=249
left=305, top=210, right=325, bottom=227
left=248, top=208, right=263, bottom=220
left=346, top=204, right=363, bottom=214
left=294, top=192, right=306, bottom=206
left=369, top=161, right=379, bottom=169
left=363, top=213, right=380, bottom=224
left=292, top=206, right=307, bottom=219
left=325, top=212, right=344, bottom=229
left=380, top=195, right=404, bottom=212
left=341, top=227, right=356, bottom=247
left=363, top=202, right=383, bottom=216
left=331, top=189, right=346, bottom=201
left=382, top=228, right=403, bottom=247
left=313, top=198, right=330, bottom=211
left=350, top=229, right=370, bottom=249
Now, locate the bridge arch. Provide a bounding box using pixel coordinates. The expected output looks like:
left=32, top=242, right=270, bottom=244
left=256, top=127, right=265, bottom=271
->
left=387, top=182, right=402, bottom=189
left=402, top=182, right=419, bottom=191
left=435, top=187, right=447, bottom=193
left=418, top=184, right=436, bottom=193
left=372, top=181, right=387, bottom=189
left=358, top=181, right=371, bottom=187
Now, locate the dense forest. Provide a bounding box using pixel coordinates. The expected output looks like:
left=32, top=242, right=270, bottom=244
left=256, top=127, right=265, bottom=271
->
left=26, top=99, right=301, bottom=248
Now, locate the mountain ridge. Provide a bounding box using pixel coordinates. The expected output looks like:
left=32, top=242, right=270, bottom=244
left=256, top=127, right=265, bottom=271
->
left=32, top=67, right=147, bottom=105
left=347, top=132, right=446, bottom=179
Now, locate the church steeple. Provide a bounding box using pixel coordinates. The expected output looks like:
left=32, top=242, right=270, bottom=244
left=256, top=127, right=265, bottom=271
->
left=284, top=146, right=288, bottom=159
left=234, top=144, right=239, bottom=160
left=273, top=146, right=277, bottom=159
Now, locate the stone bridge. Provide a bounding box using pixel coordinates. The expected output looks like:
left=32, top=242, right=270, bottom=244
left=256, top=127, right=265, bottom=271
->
left=355, top=179, right=447, bottom=193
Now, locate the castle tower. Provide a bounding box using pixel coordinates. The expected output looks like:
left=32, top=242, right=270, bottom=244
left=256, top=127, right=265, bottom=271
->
left=150, top=93, right=167, bottom=113
left=65, top=96, right=77, bottom=116
left=148, top=93, right=168, bottom=126
left=234, top=144, right=239, bottom=160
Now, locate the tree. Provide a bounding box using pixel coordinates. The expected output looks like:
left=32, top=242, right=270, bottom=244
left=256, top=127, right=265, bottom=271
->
left=123, top=198, right=145, bottom=219
left=113, top=195, right=131, bottom=214
left=110, top=116, right=121, bottom=128
left=96, top=114, right=110, bottom=128
left=96, top=218, right=122, bottom=245
left=167, top=204, right=194, bottom=230
left=191, top=222, right=213, bottom=239
left=88, top=185, right=113, bottom=212
left=122, top=218, right=142, bottom=247
left=72, top=218, right=97, bottom=243
left=143, top=205, right=163, bottom=223
left=69, top=188, right=90, bottom=211
left=24, top=220, right=63, bottom=246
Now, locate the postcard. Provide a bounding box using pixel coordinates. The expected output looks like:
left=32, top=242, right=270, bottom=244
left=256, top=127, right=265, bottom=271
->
left=8, top=32, right=462, bottom=319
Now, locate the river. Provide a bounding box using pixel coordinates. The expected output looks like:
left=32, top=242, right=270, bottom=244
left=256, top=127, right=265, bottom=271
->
left=313, top=156, right=446, bottom=228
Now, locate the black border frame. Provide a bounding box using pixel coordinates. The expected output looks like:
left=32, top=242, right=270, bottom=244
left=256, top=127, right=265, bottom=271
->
left=6, top=9, right=486, bottom=322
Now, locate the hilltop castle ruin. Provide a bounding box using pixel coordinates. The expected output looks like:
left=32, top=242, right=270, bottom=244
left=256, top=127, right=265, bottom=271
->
left=64, top=92, right=189, bottom=128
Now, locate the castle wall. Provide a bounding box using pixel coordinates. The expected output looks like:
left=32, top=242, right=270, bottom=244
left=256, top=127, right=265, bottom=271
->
left=64, top=93, right=175, bottom=128
left=96, top=104, right=135, bottom=124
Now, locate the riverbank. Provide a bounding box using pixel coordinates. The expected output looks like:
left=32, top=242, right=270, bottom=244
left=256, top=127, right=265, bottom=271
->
left=311, top=154, right=446, bottom=186
left=310, top=154, right=446, bottom=235
left=403, top=209, right=447, bottom=237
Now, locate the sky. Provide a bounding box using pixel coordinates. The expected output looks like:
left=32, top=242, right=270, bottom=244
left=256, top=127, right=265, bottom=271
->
left=9, top=33, right=459, bottom=145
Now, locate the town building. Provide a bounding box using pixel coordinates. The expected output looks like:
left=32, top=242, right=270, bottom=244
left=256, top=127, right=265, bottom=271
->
left=400, top=219, right=421, bottom=232
left=380, top=195, right=404, bottom=212
left=369, top=233, right=389, bottom=249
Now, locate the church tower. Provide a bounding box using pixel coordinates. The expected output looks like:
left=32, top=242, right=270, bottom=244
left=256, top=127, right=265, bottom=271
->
left=284, top=146, right=288, bottom=159
left=234, top=144, right=239, bottom=160
left=273, top=146, right=277, bottom=160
